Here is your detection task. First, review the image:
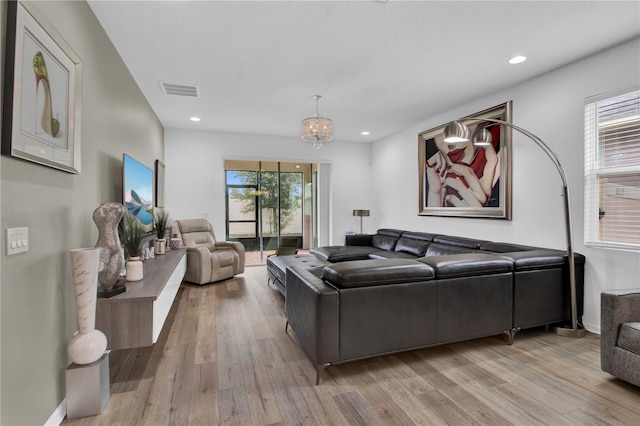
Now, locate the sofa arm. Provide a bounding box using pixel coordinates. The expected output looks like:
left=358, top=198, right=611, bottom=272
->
left=184, top=246, right=212, bottom=284
left=217, top=240, right=245, bottom=273
left=345, top=234, right=374, bottom=246
left=285, top=266, right=339, bottom=367
left=601, top=292, right=640, bottom=372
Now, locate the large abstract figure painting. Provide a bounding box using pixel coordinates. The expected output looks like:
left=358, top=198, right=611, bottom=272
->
left=418, top=102, right=512, bottom=219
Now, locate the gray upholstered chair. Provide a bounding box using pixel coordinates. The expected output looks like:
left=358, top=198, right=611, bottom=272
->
left=601, top=292, right=640, bottom=387
left=171, top=219, right=245, bottom=284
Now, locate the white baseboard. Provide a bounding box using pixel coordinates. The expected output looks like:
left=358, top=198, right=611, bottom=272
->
left=583, top=321, right=601, bottom=335
left=44, top=399, right=66, bottom=426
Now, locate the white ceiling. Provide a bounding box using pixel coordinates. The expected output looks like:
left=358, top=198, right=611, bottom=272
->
left=88, top=0, right=640, bottom=143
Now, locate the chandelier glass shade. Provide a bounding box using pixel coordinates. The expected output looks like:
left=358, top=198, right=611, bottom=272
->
left=301, top=95, right=333, bottom=148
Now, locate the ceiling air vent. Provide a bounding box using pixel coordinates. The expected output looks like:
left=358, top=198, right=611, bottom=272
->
left=159, top=81, right=200, bottom=97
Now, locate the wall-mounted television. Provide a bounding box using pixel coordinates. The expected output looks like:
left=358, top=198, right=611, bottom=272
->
left=123, top=153, right=154, bottom=233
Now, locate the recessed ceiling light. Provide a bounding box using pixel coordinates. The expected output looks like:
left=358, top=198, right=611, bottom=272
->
left=190, top=117, right=201, bottom=122
left=361, top=131, right=370, bottom=136
left=508, top=55, right=527, bottom=64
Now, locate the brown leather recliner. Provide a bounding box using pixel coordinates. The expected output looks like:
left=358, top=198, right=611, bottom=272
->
left=171, top=219, right=245, bottom=284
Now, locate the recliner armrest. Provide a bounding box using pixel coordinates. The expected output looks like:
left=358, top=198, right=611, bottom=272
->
left=184, top=246, right=212, bottom=284
left=216, top=240, right=245, bottom=272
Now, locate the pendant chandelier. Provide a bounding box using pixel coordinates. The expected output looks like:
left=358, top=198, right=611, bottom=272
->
left=301, top=95, right=333, bottom=148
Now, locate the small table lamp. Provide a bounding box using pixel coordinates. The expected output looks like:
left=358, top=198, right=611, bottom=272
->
left=353, top=209, right=370, bottom=234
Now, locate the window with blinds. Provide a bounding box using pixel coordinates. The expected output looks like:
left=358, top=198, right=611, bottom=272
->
left=584, top=88, right=640, bottom=250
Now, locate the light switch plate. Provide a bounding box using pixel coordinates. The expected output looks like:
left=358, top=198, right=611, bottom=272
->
left=6, top=227, right=29, bottom=255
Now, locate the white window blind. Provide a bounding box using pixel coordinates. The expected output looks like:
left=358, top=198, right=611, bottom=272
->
left=584, top=88, right=640, bottom=251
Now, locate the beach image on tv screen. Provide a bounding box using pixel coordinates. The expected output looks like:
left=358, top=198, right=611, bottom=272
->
left=124, top=154, right=153, bottom=231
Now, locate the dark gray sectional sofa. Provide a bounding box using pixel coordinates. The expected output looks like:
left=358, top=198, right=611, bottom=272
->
left=267, top=228, right=585, bottom=384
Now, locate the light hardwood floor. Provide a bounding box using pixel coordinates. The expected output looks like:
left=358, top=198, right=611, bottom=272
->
left=64, top=265, right=640, bottom=425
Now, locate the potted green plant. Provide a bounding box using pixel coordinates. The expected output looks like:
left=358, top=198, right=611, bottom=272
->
left=120, top=212, right=145, bottom=281
left=154, top=209, right=170, bottom=255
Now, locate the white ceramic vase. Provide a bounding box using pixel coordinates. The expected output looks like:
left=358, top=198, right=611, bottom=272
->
left=126, top=257, right=144, bottom=281
left=68, top=248, right=108, bottom=365
left=155, top=238, right=166, bottom=255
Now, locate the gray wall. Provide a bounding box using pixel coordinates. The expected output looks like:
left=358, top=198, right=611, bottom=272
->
left=0, top=1, right=163, bottom=424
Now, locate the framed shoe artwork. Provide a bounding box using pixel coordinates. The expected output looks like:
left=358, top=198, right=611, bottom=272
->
left=2, top=1, right=83, bottom=174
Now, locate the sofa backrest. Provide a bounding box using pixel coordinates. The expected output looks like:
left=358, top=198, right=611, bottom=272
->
left=176, top=218, right=217, bottom=251
left=371, top=228, right=404, bottom=251
left=425, top=243, right=477, bottom=256
left=394, top=231, right=437, bottom=256
left=478, top=241, right=539, bottom=253
left=432, top=235, right=487, bottom=249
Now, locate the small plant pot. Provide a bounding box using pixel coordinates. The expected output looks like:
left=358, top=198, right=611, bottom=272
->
left=170, top=238, right=182, bottom=250
left=126, top=257, right=144, bottom=282
left=155, top=238, right=167, bottom=255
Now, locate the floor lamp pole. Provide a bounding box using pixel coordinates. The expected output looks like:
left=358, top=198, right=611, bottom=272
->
left=445, top=118, right=585, bottom=337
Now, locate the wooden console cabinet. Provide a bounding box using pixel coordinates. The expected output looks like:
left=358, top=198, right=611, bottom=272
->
left=96, top=248, right=186, bottom=350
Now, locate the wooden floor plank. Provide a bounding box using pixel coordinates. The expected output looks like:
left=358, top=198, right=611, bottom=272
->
left=332, top=390, right=382, bottom=426
left=187, top=361, right=219, bottom=425
left=288, top=359, right=352, bottom=426
left=62, top=265, right=640, bottom=425
left=239, top=339, right=283, bottom=425
left=218, top=386, right=252, bottom=426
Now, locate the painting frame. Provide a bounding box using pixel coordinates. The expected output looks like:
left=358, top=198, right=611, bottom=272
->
left=155, top=160, right=165, bottom=208
left=418, top=101, right=512, bottom=219
left=2, top=1, right=83, bottom=174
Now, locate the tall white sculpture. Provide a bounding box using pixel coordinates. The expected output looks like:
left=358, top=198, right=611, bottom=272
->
left=68, top=248, right=108, bottom=365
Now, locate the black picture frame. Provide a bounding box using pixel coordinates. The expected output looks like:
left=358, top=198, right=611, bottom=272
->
left=155, top=160, right=165, bottom=208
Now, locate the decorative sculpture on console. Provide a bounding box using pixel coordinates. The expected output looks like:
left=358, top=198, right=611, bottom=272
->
left=93, top=202, right=126, bottom=297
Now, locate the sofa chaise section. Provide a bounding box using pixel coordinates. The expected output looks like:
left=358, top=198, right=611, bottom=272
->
left=285, top=255, right=516, bottom=384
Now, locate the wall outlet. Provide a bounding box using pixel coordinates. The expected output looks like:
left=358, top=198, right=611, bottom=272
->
left=6, top=227, right=29, bottom=255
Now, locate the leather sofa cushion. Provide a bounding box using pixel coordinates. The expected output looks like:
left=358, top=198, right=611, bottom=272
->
left=426, top=243, right=475, bottom=256
left=417, top=253, right=513, bottom=278
left=395, top=234, right=432, bottom=256
left=495, top=250, right=566, bottom=271
left=311, top=246, right=377, bottom=262
left=212, top=250, right=236, bottom=267
left=372, top=234, right=398, bottom=251
left=268, top=254, right=329, bottom=284
left=618, top=322, right=640, bottom=355
left=322, top=259, right=435, bottom=288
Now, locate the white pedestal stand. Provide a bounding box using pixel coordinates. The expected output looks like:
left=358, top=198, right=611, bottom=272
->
left=65, top=351, right=110, bottom=419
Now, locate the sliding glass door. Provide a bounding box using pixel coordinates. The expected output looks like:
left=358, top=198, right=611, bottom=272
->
left=225, top=160, right=317, bottom=265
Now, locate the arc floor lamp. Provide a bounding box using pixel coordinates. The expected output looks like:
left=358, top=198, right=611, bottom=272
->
left=443, top=118, right=585, bottom=338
